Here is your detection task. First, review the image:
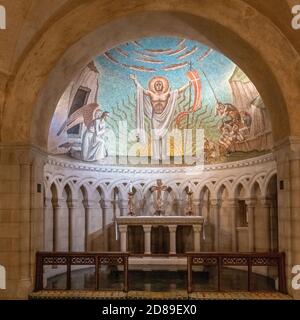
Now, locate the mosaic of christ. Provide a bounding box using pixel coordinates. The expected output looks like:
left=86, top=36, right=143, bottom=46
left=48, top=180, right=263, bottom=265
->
left=49, top=36, right=272, bottom=165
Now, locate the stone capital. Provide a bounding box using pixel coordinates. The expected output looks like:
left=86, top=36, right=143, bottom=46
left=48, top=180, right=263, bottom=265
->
left=44, top=197, right=52, bottom=208
left=101, top=200, right=113, bottom=209
left=143, top=225, right=152, bottom=233
left=193, top=224, right=202, bottom=233
left=82, top=199, right=99, bottom=209
left=168, top=225, right=177, bottom=233
left=245, top=198, right=256, bottom=207
left=193, top=199, right=202, bottom=205
left=210, top=199, right=220, bottom=207
left=258, top=197, right=272, bottom=207
left=118, top=200, right=129, bottom=211
left=118, top=225, right=128, bottom=233
left=52, top=198, right=66, bottom=208
left=221, top=199, right=238, bottom=208
left=67, top=199, right=79, bottom=209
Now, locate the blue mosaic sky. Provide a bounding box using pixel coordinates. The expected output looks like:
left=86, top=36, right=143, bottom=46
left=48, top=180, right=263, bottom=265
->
left=95, top=36, right=236, bottom=114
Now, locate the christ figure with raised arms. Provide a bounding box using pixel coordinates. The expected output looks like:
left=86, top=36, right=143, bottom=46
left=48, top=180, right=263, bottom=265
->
left=130, top=74, right=190, bottom=160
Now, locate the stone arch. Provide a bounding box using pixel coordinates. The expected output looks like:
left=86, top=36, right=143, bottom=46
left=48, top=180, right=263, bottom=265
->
left=234, top=182, right=248, bottom=200
left=3, top=3, right=298, bottom=151
left=63, top=175, right=80, bottom=192
left=178, top=180, right=195, bottom=196
left=50, top=182, right=59, bottom=202
left=197, top=181, right=214, bottom=198
left=107, top=180, right=128, bottom=201
left=142, top=180, right=162, bottom=198
left=262, top=170, right=278, bottom=197
left=215, top=182, right=232, bottom=200
left=250, top=180, right=262, bottom=199
left=249, top=172, right=267, bottom=198
left=63, top=183, right=73, bottom=203
left=199, top=184, right=212, bottom=201
left=95, top=183, right=109, bottom=201
left=214, top=176, right=235, bottom=197
left=48, top=176, right=64, bottom=198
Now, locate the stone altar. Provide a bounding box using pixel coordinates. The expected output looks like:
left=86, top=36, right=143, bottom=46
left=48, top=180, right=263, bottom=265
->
left=117, top=216, right=204, bottom=254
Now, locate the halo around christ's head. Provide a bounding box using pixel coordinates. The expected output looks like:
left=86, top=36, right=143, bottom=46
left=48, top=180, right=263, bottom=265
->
left=148, top=76, right=169, bottom=94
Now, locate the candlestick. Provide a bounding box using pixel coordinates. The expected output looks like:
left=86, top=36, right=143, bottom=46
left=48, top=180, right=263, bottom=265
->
left=128, top=191, right=135, bottom=216
left=186, top=186, right=194, bottom=216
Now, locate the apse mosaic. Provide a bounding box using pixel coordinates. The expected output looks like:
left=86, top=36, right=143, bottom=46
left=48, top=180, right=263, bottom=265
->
left=48, top=36, right=272, bottom=165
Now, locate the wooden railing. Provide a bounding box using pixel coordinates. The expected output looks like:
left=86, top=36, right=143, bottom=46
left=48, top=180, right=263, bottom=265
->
left=187, top=252, right=286, bottom=293
left=34, top=252, right=129, bottom=292
left=35, top=251, right=286, bottom=294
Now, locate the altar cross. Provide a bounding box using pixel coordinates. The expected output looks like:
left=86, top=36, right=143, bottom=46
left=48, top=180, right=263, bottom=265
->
left=150, top=179, right=168, bottom=215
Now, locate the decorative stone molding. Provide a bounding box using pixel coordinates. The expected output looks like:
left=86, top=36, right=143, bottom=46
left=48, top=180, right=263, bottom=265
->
left=46, top=153, right=274, bottom=174
left=44, top=153, right=277, bottom=213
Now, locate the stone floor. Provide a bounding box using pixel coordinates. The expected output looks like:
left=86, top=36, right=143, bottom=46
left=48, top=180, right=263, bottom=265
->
left=44, top=268, right=278, bottom=292
left=29, top=290, right=291, bottom=300
left=32, top=268, right=291, bottom=300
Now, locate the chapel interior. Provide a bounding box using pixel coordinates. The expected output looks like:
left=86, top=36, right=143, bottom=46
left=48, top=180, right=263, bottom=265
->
left=0, top=0, right=300, bottom=300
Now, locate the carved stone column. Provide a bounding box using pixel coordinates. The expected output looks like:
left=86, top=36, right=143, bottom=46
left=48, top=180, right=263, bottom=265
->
left=256, top=197, right=271, bottom=252
left=176, top=198, right=184, bottom=216
left=275, top=139, right=300, bottom=298
left=193, top=225, right=202, bottom=252
left=118, top=225, right=128, bottom=252
left=143, top=225, right=152, bottom=254
left=227, top=199, right=237, bottom=252
left=83, top=199, right=100, bottom=251
left=68, top=199, right=85, bottom=252
left=269, top=198, right=279, bottom=251
left=118, top=199, right=128, bottom=216
left=246, top=199, right=256, bottom=252
left=168, top=225, right=177, bottom=254
left=53, top=198, right=68, bottom=252
left=193, top=199, right=201, bottom=216
left=44, top=197, right=53, bottom=251
left=210, top=199, right=220, bottom=251
left=101, top=199, right=114, bottom=251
